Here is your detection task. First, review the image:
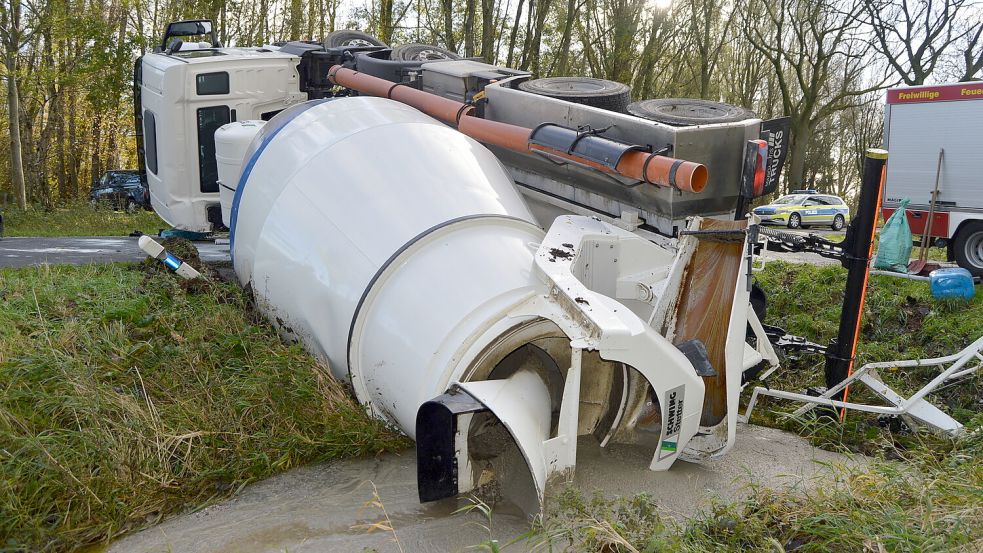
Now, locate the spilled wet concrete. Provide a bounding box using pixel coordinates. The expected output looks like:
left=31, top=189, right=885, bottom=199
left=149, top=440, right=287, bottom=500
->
left=108, top=424, right=863, bottom=553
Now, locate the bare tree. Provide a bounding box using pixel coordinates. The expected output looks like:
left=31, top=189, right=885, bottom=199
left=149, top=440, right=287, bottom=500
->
left=743, top=0, right=886, bottom=190
left=683, top=0, right=737, bottom=99
left=865, top=0, right=970, bottom=85
left=631, top=7, right=680, bottom=99
left=577, top=0, right=645, bottom=83
left=957, top=21, right=983, bottom=80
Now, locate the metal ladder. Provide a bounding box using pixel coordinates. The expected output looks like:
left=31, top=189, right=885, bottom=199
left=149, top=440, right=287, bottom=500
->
left=742, top=335, right=983, bottom=434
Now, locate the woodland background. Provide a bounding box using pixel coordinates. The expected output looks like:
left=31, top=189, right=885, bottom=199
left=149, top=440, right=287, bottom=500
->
left=0, top=0, right=980, bottom=210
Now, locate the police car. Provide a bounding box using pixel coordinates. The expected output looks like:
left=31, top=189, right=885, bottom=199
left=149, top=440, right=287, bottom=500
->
left=752, top=190, right=850, bottom=230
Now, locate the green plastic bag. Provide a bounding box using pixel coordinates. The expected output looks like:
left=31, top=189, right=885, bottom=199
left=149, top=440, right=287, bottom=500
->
left=875, top=198, right=913, bottom=273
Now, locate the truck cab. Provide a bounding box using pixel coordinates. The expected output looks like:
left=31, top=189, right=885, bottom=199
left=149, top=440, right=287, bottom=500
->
left=136, top=44, right=306, bottom=231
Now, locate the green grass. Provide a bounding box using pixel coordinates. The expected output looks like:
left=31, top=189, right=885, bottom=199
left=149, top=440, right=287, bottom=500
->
left=528, top=427, right=983, bottom=551
left=0, top=263, right=408, bottom=552
left=1, top=202, right=166, bottom=237
left=520, top=261, right=983, bottom=552
left=754, top=261, right=982, bottom=445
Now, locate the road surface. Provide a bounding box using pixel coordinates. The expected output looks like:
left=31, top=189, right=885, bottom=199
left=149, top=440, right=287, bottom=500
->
left=0, top=236, right=230, bottom=268
left=0, top=231, right=841, bottom=269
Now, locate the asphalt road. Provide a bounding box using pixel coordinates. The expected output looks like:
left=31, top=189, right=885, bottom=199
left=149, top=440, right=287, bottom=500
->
left=0, top=230, right=841, bottom=269
left=0, top=236, right=231, bottom=268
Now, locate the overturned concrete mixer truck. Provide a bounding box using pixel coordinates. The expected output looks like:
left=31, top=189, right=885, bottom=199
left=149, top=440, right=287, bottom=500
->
left=134, top=20, right=794, bottom=508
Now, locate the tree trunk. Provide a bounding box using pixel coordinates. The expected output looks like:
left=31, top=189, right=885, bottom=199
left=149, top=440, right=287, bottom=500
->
left=67, top=93, right=78, bottom=197
left=5, top=70, right=26, bottom=209
left=4, top=0, right=26, bottom=209
left=480, top=0, right=494, bottom=62
left=90, top=112, right=103, bottom=189
left=441, top=0, right=456, bottom=51
left=56, top=88, right=68, bottom=201
left=518, top=0, right=535, bottom=70
left=554, top=0, right=578, bottom=74
left=504, top=0, right=525, bottom=67
left=289, top=0, right=303, bottom=40
left=463, top=0, right=476, bottom=57
left=379, top=0, right=394, bottom=44
left=527, top=0, right=551, bottom=76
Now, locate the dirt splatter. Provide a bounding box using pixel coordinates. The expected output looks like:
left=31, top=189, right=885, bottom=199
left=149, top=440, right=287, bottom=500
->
left=548, top=248, right=574, bottom=262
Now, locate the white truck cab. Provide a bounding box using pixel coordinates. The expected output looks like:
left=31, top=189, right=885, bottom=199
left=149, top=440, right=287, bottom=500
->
left=136, top=45, right=306, bottom=231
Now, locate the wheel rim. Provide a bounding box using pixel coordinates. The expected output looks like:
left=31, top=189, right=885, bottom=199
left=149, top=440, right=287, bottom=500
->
left=790, top=214, right=800, bottom=227
left=342, top=38, right=375, bottom=47
left=966, top=231, right=983, bottom=268
left=414, top=48, right=451, bottom=60
left=834, top=215, right=844, bottom=229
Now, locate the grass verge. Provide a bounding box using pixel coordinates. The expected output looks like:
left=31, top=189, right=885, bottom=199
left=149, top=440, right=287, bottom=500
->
left=0, top=202, right=165, bottom=237
left=519, top=261, right=982, bottom=552
left=0, top=263, right=407, bottom=552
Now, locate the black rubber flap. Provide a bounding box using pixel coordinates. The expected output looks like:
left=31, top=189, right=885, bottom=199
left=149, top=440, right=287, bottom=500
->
left=416, top=389, right=486, bottom=502
left=676, top=339, right=718, bottom=377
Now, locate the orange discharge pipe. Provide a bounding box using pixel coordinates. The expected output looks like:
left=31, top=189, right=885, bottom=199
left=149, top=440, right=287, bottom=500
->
left=328, top=66, right=708, bottom=193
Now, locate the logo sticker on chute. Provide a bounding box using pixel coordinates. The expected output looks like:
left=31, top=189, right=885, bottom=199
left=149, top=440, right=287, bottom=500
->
left=659, top=385, right=685, bottom=459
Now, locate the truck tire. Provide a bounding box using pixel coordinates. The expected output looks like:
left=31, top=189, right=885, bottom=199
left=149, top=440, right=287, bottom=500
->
left=787, top=212, right=802, bottom=229
left=626, top=98, right=755, bottom=126
left=953, top=220, right=983, bottom=277
left=323, top=30, right=388, bottom=48
left=518, top=77, right=631, bottom=113
left=391, top=43, right=459, bottom=61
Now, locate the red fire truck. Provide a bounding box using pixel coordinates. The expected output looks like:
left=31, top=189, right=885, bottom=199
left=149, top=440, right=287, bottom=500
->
left=882, top=81, right=983, bottom=276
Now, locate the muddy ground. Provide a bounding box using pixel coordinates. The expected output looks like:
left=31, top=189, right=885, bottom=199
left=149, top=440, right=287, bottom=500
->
left=108, top=425, right=864, bottom=553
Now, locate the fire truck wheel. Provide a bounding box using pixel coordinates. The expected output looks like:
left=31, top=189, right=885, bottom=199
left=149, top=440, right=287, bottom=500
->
left=391, top=43, right=460, bottom=61
left=323, top=30, right=388, bottom=48
left=787, top=212, right=802, bottom=229
left=953, top=220, right=983, bottom=277
left=627, top=98, right=755, bottom=126
left=518, top=77, right=631, bottom=113
left=831, top=214, right=845, bottom=230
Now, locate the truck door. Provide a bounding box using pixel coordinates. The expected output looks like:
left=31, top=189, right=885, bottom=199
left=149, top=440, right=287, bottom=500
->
left=196, top=105, right=231, bottom=193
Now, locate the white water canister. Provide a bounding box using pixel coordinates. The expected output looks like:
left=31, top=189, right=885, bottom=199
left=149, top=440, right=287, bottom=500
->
left=215, top=120, right=266, bottom=227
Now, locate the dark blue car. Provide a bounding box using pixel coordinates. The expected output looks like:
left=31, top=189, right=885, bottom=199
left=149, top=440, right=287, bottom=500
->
left=90, top=170, right=151, bottom=212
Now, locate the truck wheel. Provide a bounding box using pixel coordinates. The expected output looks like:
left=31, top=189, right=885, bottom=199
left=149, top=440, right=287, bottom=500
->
left=787, top=212, right=802, bottom=229
left=518, top=77, right=631, bottom=113
left=391, top=43, right=459, bottom=61
left=831, top=214, right=845, bottom=231
left=323, top=30, right=388, bottom=48
left=626, top=98, right=755, bottom=126
left=953, top=220, right=983, bottom=277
